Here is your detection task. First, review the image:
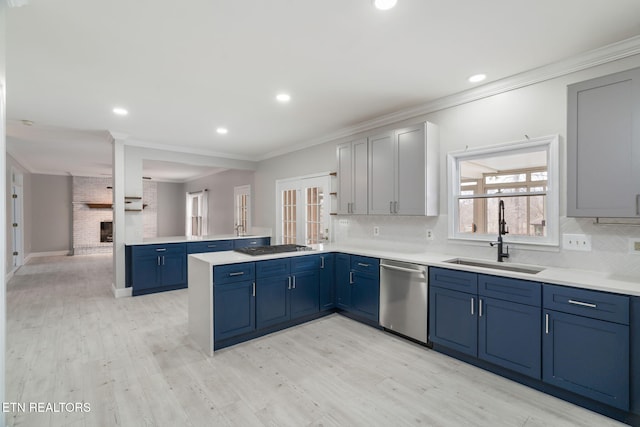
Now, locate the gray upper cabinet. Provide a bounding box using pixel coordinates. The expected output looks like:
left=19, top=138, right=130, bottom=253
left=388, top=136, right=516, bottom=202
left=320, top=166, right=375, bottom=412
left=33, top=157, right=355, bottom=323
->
left=368, top=122, right=439, bottom=216
left=567, top=67, right=640, bottom=217
left=337, top=138, right=368, bottom=214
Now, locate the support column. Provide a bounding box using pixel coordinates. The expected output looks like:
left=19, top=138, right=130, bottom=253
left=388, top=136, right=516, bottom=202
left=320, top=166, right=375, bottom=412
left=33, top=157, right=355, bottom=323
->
left=111, top=135, right=129, bottom=297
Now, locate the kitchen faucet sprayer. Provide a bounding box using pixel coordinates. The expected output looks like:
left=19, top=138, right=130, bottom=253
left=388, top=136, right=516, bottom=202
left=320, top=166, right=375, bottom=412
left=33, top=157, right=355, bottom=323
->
left=490, top=199, right=510, bottom=262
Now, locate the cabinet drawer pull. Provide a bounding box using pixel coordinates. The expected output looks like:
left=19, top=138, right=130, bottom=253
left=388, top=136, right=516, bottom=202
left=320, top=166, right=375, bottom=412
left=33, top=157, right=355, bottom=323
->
left=545, top=313, right=549, bottom=334
left=357, top=263, right=370, bottom=268
left=156, top=248, right=167, bottom=252
left=568, top=299, right=597, bottom=308
left=207, top=244, right=217, bottom=248
left=229, top=272, right=245, bottom=277
left=349, top=271, right=354, bottom=284
left=471, top=297, right=474, bottom=315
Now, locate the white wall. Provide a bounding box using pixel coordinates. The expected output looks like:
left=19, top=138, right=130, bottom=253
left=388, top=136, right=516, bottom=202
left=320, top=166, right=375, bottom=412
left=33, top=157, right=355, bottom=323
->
left=255, top=54, right=640, bottom=279
left=1, top=3, right=7, bottom=424
left=31, top=174, right=72, bottom=253
left=184, top=169, right=255, bottom=235
left=156, top=181, right=184, bottom=236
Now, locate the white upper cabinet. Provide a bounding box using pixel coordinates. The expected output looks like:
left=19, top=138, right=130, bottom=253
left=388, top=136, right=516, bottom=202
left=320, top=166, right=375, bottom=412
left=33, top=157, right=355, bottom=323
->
left=337, top=138, right=368, bottom=214
left=369, top=122, right=439, bottom=216
left=567, top=67, right=640, bottom=217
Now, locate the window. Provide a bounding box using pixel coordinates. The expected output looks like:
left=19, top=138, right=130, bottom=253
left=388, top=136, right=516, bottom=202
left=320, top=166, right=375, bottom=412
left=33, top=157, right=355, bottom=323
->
left=276, top=174, right=330, bottom=245
left=448, top=135, right=559, bottom=245
left=234, top=185, right=251, bottom=235
left=186, top=190, right=208, bottom=237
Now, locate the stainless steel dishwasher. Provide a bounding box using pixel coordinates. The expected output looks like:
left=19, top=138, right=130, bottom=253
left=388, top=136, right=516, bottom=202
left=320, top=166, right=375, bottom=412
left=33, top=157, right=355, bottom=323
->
left=379, top=259, right=428, bottom=344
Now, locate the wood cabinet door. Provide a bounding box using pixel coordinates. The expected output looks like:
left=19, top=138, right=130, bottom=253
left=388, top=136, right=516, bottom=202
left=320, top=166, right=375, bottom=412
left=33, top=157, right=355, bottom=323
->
left=429, top=286, right=478, bottom=357
left=478, top=296, right=541, bottom=379
left=256, top=275, right=290, bottom=329
left=368, top=132, right=395, bottom=215
left=395, top=124, right=426, bottom=215
left=290, top=270, right=320, bottom=320
left=543, top=309, right=629, bottom=410
left=214, top=281, right=256, bottom=341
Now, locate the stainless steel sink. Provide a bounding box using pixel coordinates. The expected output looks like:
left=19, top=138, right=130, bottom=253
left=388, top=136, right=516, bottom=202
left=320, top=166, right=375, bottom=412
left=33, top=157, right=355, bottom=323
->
left=445, top=258, right=545, bottom=274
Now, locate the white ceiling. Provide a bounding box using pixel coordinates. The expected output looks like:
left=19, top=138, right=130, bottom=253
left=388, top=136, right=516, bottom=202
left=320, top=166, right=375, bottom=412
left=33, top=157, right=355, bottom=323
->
left=5, top=0, right=640, bottom=180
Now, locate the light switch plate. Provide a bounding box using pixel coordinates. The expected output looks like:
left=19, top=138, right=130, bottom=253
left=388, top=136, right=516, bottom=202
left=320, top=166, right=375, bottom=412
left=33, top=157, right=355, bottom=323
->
left=629, top=238, right=640, bottom=255
left=562, top=233, right=592, bottom=251
left=426, top=229, right=434, bottom=240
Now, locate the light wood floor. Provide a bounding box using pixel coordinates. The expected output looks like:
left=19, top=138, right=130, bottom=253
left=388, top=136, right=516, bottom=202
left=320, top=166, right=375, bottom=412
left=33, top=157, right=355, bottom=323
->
left=5, top=254, right=625, bottom=427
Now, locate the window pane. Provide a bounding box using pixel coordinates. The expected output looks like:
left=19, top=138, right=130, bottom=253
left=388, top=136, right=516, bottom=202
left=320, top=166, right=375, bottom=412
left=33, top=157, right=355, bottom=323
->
left=485, top=173, right=526, bottom=185
left=458, top=199, right=476, bottom=233
left=531, top=171, right=548, bottom=181
left=485, top=196, right=546, bottom=237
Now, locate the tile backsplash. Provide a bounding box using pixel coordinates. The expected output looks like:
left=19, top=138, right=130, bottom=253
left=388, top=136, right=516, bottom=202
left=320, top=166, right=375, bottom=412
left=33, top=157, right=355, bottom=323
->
left=333, top=215, right=640, bottom=281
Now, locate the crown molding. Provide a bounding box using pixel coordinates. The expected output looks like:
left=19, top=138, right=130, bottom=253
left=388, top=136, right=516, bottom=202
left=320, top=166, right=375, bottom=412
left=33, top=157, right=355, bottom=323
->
left=258, top=35, right=640, bottom=162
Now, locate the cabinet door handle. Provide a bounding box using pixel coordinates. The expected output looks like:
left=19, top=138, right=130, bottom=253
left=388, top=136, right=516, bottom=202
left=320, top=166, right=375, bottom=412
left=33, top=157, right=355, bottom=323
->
left=545, top=313, right=549, bottom=334
left=349, top=202, right=352, bottom=214
left=349, top=271, right=354, bottom=284
left=568, top=299, right=597, bottom=308
left=156, top=248, right=167, bottom=252
left=320, top=256, right=325, bottom=269
left=292, top=275, right=296, bottom=289
left=479, top=299, right=483, bottom=317
left=394, top=201, right=398, bottom=214
left=471, top=297, right=474, bottom=315
left=288, top=276, right=292, bottom=290
left=252, top=282, right=256, bottom=297
left=157, top=256, right=161, bottom=266
left=389, top=201, right=393, bottom=214
left=636, top=194, right=640, bottom=216
left=162, top=256, right=165, bottom=266
left=229, top=271, right=244, bottom=277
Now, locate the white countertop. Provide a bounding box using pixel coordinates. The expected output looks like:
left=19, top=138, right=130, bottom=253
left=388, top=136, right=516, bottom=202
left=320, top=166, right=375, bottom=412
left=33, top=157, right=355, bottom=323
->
left=126, top=234, right=270, bottom=246
left=189, top=242, right=640, bottom=297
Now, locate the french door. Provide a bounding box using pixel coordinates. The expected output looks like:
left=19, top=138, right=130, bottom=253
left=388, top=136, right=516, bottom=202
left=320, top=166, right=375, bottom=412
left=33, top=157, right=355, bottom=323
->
left=276, top=174, right=330, bottom=245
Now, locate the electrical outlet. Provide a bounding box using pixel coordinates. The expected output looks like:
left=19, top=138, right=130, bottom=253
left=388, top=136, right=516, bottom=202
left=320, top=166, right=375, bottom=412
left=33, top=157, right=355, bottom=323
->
left=426, top=229, right=434, bottom=241
left=373, top=226, right=380, bottom=236
left=629, top=239, right=640, bottom=255
left=338, top=219, right=349, bottom=226
left=562, top=233, right=592, bottom=251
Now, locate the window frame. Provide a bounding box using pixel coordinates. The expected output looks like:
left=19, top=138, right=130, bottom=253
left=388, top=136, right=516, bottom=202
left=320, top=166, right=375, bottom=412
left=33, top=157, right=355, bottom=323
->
left=233, top=185, right=251, bottom=235
left=447, top=135, right=559, bottom=246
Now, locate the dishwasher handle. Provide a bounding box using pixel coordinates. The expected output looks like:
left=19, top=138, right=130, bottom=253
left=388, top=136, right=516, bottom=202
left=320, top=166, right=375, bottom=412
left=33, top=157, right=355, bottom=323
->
left=380, top=263, right=425, bottom=275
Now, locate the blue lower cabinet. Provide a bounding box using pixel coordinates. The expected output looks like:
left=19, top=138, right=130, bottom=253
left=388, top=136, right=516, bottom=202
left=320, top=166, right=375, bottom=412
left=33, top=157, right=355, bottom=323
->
left=543, top=309, right=629, bottom=410
left=214, top=281, right=256, bottom=341
left=429, top=286, right=477, bottom=356
left=290, top=269, right=320, bottom=319
left=256, top=275, right=291, bottom=329
left=130, top=243, right=187, bottom=295
left=234, top=237, right=271, bottom=249
left=478, top=296, right=541, bottom=378
left=335, top=254, right=352, bottom=310
left=319, top=254, right=335, bottom=310
left=187, top=240, right=234, bottom=254
left=351, top=270, right=379, bottom=323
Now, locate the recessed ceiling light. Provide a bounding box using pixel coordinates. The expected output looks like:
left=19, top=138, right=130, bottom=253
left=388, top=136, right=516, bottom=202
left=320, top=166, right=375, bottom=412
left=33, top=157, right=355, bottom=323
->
left=276, top=93, right=291, bottom=103
left=468, top=74, right=487, bottom=83
left=216, top=127, right=228, bottom=135
left=373, top=0, right=397, bottom=10
left=112, top=107, right=128, bottom=116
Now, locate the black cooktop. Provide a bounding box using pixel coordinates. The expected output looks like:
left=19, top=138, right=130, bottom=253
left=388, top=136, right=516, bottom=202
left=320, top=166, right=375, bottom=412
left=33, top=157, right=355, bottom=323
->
left=234, top=244, right=312, bottom=256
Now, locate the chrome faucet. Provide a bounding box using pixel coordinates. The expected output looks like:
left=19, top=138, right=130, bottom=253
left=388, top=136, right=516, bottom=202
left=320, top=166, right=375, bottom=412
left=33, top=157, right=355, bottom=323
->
left=490, top=200, right=509, bottom=262
left=234, top=224, right=244, bottom=236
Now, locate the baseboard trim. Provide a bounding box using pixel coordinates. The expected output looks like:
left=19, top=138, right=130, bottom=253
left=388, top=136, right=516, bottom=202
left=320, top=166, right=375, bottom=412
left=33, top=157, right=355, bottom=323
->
left=112, top=283, right=132, bottom=298
left=5, top=267, right=17, bottom=283
left=28, top=250, right=71, bottom=258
